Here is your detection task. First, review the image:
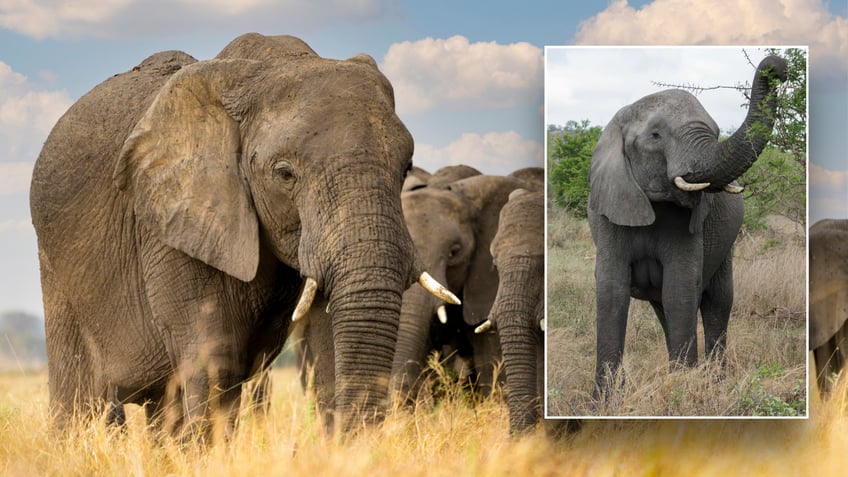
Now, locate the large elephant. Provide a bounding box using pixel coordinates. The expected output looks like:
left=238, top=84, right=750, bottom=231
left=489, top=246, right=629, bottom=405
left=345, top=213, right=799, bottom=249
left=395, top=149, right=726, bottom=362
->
left=476, top=189, right=544, bottom=434
left=809, top=219, right=848, bottom=394
left=29, top=33, right=454, bottom=437
left=587, top=56, right=787, bottom=396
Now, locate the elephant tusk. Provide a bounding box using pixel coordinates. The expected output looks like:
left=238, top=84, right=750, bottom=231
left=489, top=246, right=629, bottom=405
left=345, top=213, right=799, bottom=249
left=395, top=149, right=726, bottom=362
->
left=474, top=320, right=492, bottom=334
left=419, top=272, right=461, bottom=305
left=724, top=182, right=744, bottom=194
left=540, top=318, right=546, bottom=332
left=673, top=176, right=711, bottom=192
left=436, top=305, right=448, bottom=324
left=292, top=278, right=318, bottom=322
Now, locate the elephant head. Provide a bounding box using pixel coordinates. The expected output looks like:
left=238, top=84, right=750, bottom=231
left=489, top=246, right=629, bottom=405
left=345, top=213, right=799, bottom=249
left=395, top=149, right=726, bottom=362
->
left=484, top=188, right=545, bottom=434
left=589, top=56, right=787, bottom=231
left=391, top=171, right=529, bottom=400
left=111, top=33, right=453, bottom=429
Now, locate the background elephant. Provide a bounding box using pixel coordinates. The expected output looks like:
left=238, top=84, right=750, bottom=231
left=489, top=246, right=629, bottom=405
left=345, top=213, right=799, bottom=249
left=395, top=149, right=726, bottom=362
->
left=30, top=33, right=453, bottom=437
left=295, top=166, right=543, bottom=425
left=810, top=219, right=848, bottom=394
left=391, top=168, right=543, bottom=403
left=587, top=56, right=787, bottom=395
left=480, top=189, right=544, bottom=434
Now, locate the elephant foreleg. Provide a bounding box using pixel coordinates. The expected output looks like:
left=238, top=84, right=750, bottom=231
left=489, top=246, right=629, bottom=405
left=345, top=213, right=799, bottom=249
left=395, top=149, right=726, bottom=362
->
left=593, top=255, right=631, bottom=399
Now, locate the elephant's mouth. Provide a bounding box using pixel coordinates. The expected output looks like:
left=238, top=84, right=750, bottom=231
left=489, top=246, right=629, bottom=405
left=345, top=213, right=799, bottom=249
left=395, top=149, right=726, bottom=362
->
left=673, top=176, right=744, bottom=195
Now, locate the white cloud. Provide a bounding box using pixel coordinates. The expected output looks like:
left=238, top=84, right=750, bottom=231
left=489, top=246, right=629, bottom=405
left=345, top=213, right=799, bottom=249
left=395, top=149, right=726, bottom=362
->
left=0, top=0, right=401, bottom=39
left=414, top=131, right=543, bottom=176
left=0, top=163, right=34, bottom=197
left=0, top=62, right=72, bottom=167
left=810, top=162, right=848, bottom=191
left=810, top=163, right=848, bottom=221
left=381, top=36, right=543, bottom=114
left=574, top=0, right=846, bottom=84
left=0, top=218, right=33, bottom=234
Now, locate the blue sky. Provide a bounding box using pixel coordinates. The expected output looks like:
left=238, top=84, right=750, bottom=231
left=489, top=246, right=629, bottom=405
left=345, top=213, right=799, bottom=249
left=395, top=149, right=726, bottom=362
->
left=0, top=0, right=846, bottom=315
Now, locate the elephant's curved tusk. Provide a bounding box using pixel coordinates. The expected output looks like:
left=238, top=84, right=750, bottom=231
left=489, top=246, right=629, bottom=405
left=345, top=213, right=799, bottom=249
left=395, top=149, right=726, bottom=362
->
left=419, top=272, right=461, bottom=305
left=673, top=176, right=711, bottom=192
left=724, top=182, right=744, bottom=194
left=292, top=278, right=318, bottom=322
left=540, top=318, right=546, bottom=332
left=436, top=305, right=448, bottom=324
left=474, top=320, right=492, bottom=334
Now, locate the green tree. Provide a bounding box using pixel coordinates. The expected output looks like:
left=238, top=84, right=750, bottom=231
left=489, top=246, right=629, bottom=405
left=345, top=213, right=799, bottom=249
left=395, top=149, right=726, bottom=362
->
left=738, top=48, right=807, bottom=229
left=548, top=119, right=601, bottom=217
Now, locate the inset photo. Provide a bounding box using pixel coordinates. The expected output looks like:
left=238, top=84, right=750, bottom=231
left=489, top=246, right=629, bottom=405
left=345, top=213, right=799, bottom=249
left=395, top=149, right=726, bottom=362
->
left=544, top=47, right=808, bottom=418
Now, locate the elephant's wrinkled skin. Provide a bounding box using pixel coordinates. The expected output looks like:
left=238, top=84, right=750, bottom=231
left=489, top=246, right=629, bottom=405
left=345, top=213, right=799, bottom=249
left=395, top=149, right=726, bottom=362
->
left=587, top=56, right=788, bottom=397
left=485, top=189, right=544, bottom=434
left=295, top=168, right=543, bottom=426
left=30, top=33, right=431, bottom=436
left=392, top=170, right=541, bottom=402
left=810, top=219, right=848, bottom=394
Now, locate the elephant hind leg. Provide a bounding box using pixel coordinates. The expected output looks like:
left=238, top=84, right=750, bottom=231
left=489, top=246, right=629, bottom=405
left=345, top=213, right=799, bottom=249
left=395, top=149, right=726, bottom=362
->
left=701, top=257, right=734, bottom=364
left=814, top=320, right=848, bottom=395
left=45, top=302, right=101, bottom=428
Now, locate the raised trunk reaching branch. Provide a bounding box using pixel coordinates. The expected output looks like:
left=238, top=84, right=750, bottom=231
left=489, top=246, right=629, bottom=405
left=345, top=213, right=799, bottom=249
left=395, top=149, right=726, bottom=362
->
left=686, top=56, right=787, bottom=188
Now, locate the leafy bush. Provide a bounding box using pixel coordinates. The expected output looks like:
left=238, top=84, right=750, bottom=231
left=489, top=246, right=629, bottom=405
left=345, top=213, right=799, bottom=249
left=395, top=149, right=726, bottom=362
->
left=547, top=119, right=601, bottom=218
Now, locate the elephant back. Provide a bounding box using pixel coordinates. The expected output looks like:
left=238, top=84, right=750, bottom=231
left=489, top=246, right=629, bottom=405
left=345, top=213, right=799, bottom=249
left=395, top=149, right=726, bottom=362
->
left=31, top=50, right=197, bottom=255
left=215, top=33, right=318, bottom=62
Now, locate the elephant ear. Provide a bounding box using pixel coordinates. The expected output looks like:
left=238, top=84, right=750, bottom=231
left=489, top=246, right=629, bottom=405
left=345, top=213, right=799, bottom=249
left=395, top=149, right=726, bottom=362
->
left=114, top=59, right=260, bottom=282
left=588, top=116, right=654, bottom=226
left=449, top=175, right=525, bottom=326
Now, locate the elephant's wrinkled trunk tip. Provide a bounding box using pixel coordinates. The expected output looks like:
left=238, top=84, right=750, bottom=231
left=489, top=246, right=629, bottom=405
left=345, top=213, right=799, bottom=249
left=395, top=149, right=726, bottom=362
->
left=673, top=176, right=710, bottom=192
left=292, top=277, right=318, bottom=322
left=419, top=272, right=461, bottom=305
left=436, top=304, right=448, bottom=324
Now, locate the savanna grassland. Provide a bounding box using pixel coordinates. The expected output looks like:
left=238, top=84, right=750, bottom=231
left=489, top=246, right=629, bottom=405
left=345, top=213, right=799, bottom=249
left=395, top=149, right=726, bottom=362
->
left=1, top=364, right=848, bottom=476
left=545, top=207, right=807, bottom=418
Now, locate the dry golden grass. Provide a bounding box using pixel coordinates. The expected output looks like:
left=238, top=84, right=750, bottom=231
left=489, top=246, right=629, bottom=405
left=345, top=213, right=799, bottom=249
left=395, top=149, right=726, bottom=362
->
left=546, top=208, right=807, bottom=417
left=1, top=367, right=848, bottom=476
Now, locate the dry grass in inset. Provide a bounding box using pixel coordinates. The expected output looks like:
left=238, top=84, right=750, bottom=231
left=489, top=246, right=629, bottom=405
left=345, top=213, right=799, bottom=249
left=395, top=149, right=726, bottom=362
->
left=546, top=208, right=807, bottom=417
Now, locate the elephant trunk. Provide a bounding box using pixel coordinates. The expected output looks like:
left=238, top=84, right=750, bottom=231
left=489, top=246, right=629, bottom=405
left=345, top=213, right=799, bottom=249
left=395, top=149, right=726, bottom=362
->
left=299, top=162, right=417, bottom=432
left=491, top=255, right=544, bottom=435
left=391, top=283, right=441, bottom=402
left=683, top=56, right=787, bottom=188
left=329, top=268, right=403, bottom=428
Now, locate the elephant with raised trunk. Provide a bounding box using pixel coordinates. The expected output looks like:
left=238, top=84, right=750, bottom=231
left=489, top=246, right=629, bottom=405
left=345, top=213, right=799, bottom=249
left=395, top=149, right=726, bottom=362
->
left=587, top=56, right=787, bottom=397
left=810, top=219, right=848, bottom=395
left=30, top=33, right=455, bottom=437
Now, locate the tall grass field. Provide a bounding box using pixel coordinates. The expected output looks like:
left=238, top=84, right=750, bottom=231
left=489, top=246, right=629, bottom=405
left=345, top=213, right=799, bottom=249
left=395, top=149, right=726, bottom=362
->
left=1, top=365, right=847, bottom=476
left=546, top=207, right=806, bottom=417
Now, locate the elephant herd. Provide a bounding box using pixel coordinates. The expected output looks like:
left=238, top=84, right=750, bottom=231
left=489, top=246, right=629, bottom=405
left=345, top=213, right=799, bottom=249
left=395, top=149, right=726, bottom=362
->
left=29, top=33, right=546, bottom=439
left=27, top=32, right=840, bottom=442
left=295, top=164, right=545, bottom=434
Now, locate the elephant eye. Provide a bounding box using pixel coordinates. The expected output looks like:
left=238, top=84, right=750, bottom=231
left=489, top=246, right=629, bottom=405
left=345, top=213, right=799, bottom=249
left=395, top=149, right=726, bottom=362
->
left=273, top=161, right=296, bottom=182
left=651, top=131, right=661, bottom=140
left=448, top=243, right=461, bottom=258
